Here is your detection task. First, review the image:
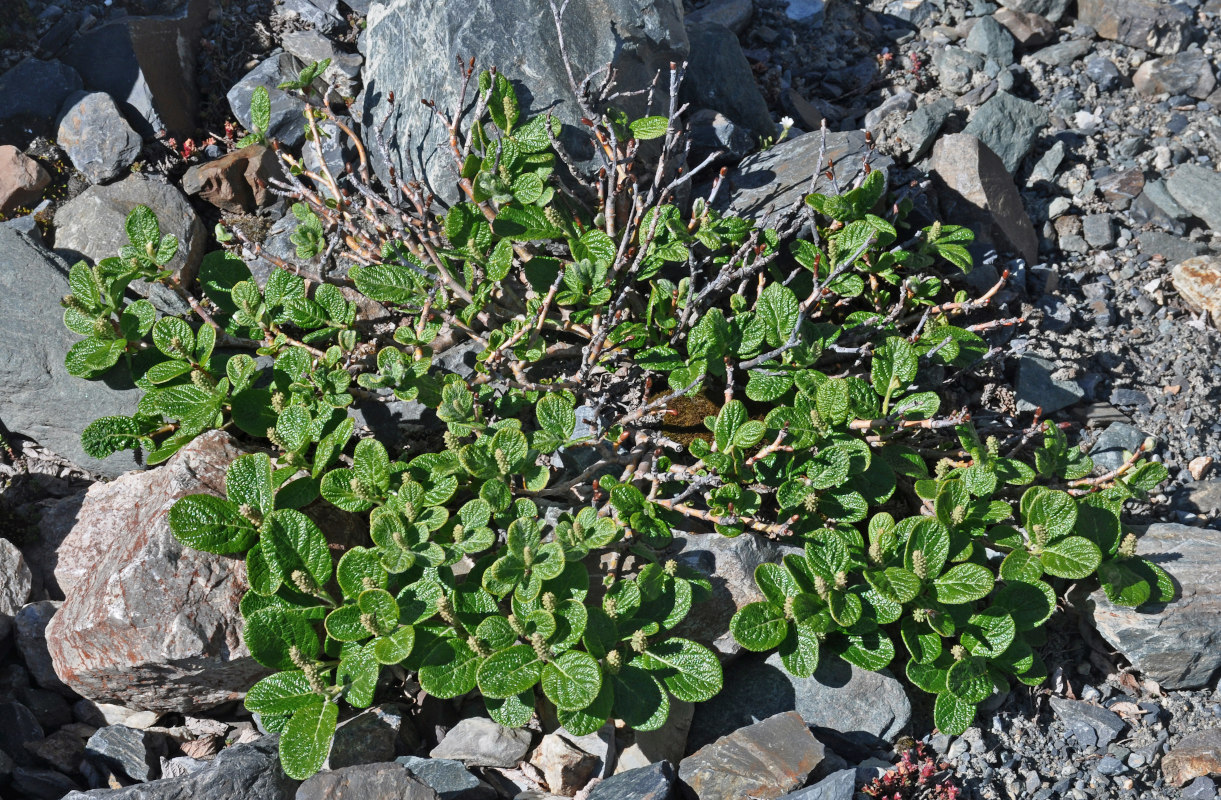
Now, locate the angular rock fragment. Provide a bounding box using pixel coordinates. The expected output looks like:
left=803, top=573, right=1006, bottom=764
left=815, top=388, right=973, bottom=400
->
left=429, top=718, right=531, bottom=768
left=182, top=145, right=283, bottom=212
left=1077, top=0, right=1192, bottom=56
left=0, top=145, right=50, bottom=216
left=56, top=91, right=142, bottom=184
left=678, top=711, right=824, bottom=799
left=1172, top=256, right=1221, bottom=327
left=1133, top=51, right=1216, bottom=99
left=1163, top=730, right=1221, bottom=787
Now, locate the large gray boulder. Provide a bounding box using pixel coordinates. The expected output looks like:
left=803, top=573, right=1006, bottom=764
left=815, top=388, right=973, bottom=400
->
left=0, top=225, right=142, bottom=476
left=53, top=173, right=206, bottom=296
left=360, top=0, right=688, bottom=203
left=44, top=432, right=267, bottom=713
left=1086, top=523, right=1221, bottom=690
left=0, top=58, right=83, bottom=146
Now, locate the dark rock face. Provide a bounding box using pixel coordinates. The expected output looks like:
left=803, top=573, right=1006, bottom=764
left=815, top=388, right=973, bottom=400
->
left=1087, top=523, right=1221, bottom=690
left=0, top=225, right=143, bottom=476
left=682, top=21, right=773, bottom=142
left=45, top=432, right=268, bottom=713
left=226, top=53, right=316, bottom=151
left=586, top=760, right=675, bottom=800
left=56, top=91, right=143, bottom=185
left=295, top=763, right=440, bottom=800
left=360, top=0, right=688, bottom=204
left=1076, top=0, right=1192, bottom=56
left=0, top=58, right=83, bottom=146
left=59, top=0, right=210, bottom=139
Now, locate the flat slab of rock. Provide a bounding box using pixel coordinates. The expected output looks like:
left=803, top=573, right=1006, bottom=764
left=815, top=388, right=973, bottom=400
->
left=1163, top=729, right=1221, bottom=787
left=429, top=718, right=532, bottom=768
left=1133, top=51, right=1216, bottom=99
left=929, top=133, right=1037, bottom=264
left=689, top=654, right=910, bottom=751
left=62, top=735, right=298, bottom=799
left=1166, top=164, right=1221, bottom=234
left=45, top=431, right=268, bottom=713
left=57, top=91, right=142, bottom=184
left=1087, top=523, right=1221, bottom=690
left=396, top=755, right=496, bottom=799
left=1048, top=697, right=1126, bottom=748
left=961, top=91, right=1047, bottom=175
left=678, top=711, right=824, bottom=799
left=1172, top=256, right=1221, bottom=327
left=0, top=225, right=143, bottom=476
left=587, top=761, right=675, bottom=800
left=1077, top=0, right=1191, bottom=56
left=0, top=145, right=50, bottom=216
left=1014, top=354, right=1084, bottom=414
left=296, top=762, right=439, bottom=800
left=0, top=58, right=84, bottom=145
left=0, top=539, right=32, bottom=619
left=721, top=129, right=893, bottom=222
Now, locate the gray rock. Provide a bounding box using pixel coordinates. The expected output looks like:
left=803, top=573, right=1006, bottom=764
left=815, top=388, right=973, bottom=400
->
left=1048, top=697, right=1125, bottom=748
left=24, top=728, right=85, bottom=774
left=720, top=129, right=893, bottom=224
left=1015, top=354, right=1084, bottom=414
left=295, top=762, right=439, bottom=800
left=686, top=0, right=752, bottom=34
left=1182, top=776, right=1219, bottom=800
left=1133, top=51, right=1216, bottom=99
left=396, top=755, right=496, bottom=800
left=587, top=761, right=674, bottom=800
left=996, top=0, right=1069, bottom=23
left=14, top=687, right=72, bottom=731
left=962, top=91, right=1047, bottom=174
left=0, top=701, right=44, bottom=766
left=327, top=705, right=405, bottom=770
left=1087, top=523, right=1221, bottom=689
left=62, top=735, right=298, bottom=799
left=1084, top=56, right=1123, bottom=92
left=863, top=90, right=916, bottom=131
left=1174, top=479, right=1221, bottom=516
left=678, top=711, right=824, bottom=799
left=227, top=52, right=318, bottom=150
left=1143, top=179, right=1192, bottom=221
left=0, top=145, right=50, bottom=217
left=785, top=0, right=826, bottom=22
left=57, top=91, right=142, bottom=184
left=779, top=769, right=856, bottom=800
left=429, top=718, right=531, bottom=768
left=60, top=0, right=211, bottom=138
left=690, top=654, right=910, bottom=751
left=614, top=700, right=693, bottom=774
left=683, top=22, right=773, bottom=142
left=361, top=0, right=687, bottom=203
left=15, top=602, right=71, bottom=695
left=1028, top=39, right=1092, bottom=68
left=277, top=0, right=344, bottom=33
left=0, top=218, right=144, bottom=479
left=896, top=97, right=953, bottom=162
left=11, top=766, right=81, bottom=799
left=929, top=133, right=1038, bottom=263
left=1077, top=0, right=1192, bottom=56
left=0, top=538, right=32, bottom=619
left=45, top=432, right=269, bottom=713
left=281, top=29, right=363, bottom=95
left=302, top=115, right=362, bottom=191
left=688, top=109, right=755, bottom=162
left=1166, top=164, right=1221, bottom=233
left=994, top=8, right=1055, bottom=48
left=0, top=58, right=84, bottom=145
left=965, top=16, right=1015, bottom=66
left=53, top=174, right=206, bottom=295
left=667, top=532, right=802, bottom=658
left=1089, top=422, right=1151, bottom=472
left=1082, top=213, right=1114, bottom=249
left=86, top=725, right=167, bottom=782
left=933, top=46, right=985, bottom=94
left=1138, top=231, right=1207, bottom=263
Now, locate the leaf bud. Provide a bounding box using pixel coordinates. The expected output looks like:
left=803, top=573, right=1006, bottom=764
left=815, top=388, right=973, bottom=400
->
left=288, top=644, right=308, bottom=670
left=783, top=595, right=796, bottom=620
left=541, top=592, right=557, bottom=612
left=868, top=538, right=884, bottom=565
left=1118, top=532, right=1138, bottom=558
left=814, top=574, right=829, bottom=598
left=834, top=571, right=848, bottom=591
left=951, top=644, right=967, bottom=661
left=803, top=491, right=819, bottom=513
left=361, top=577, right=378, bottom=591
left=935, top=459, right=955, bottom=479
left=360, top=612, right=381, bottom=636
left=1032, top=524, right=1049, bottom=550
left=605, top=649, right=622, bottom=673
left=469, top=635, right=491, bottom=658
left=544, top=206, right=565, bottom=228
left=912, top=550, right=928, bottom=580
left=238, top=503, right=263, bottom=526
left=291, top=569, right=317, bottom=595
left=630, top=630, right=648, bottom=653
left=271, top=391, right=288, bottom=413
left=494, top=447, right=511, bottom=474
left=604, top=597, right=618, bottom=619
left=436, top=594, right=458, bottom=627
left=950, top=505, right=967, bottom=526
left=507, top=613, right=526, bottom=637
left=986, top=436, right=1000, bottom=458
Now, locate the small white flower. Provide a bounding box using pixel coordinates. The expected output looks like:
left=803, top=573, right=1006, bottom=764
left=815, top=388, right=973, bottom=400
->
left=780, top=116, right=795, bottom=129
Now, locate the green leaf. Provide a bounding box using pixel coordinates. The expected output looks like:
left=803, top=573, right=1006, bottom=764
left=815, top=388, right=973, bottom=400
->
left=557, top=679, right=613, bottom=736
left=932, top=563, right=994, bottom=604
left=227, top=453, right=275, bottom=519
left=840, top=631, right=896, bottom=671
left=730, top=602, right=787, bottom=651
left=871, top=337, right=918, bottom=395
left=778, top=621, right=821, bottom=678
left=262, top=509, right=332, bottom=591
left=336, top=547, right=389, bottom=599
left=418, top=638, right=481, bottom=698
left=946, top=656, right=992, bottom=703
left=125, top=204, right=160, bottom=248
left=280, top=696, right=337, bottom=780
left=354, top=438, right=391, bottom=492
left=168, top=495, right=257, bottom=554
left=275, top=406, right=313, bottom=454
left=1039, top=536, right=1102, bottom=580
left=478, top=644, right=544, bottom=698
left=244, top=607, right=319, bottom=670
left=541, top=650, right=602, bottom=710
left=537, top=394, right=577, bottom=440
left=80, top=416, right=146, bottom=459
left=65, top=336, right=126, bottom=378
left=961, top=608, right=1016, bottom=658
left=758, top=282, right=800, bottom=348
left=250, top=86, right=272, bottom=132
left=629, top=115, right=669, bottom=140
left=934, top=691, right=975, bottom=735
left=635, top=638, right=722, bottom=703
left=610, top=664, right=669, bottom=732
left=373, top=626, right=416, bottom=665
left=486, top=690, right=535, bottom=728
left=1023, top=489, right=1077, bottom=542
left=999, top=549, right=1043, bottom=583
left=349, top=264, right=420, bottom=305
left=245, top=671, right=316, bottom=715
